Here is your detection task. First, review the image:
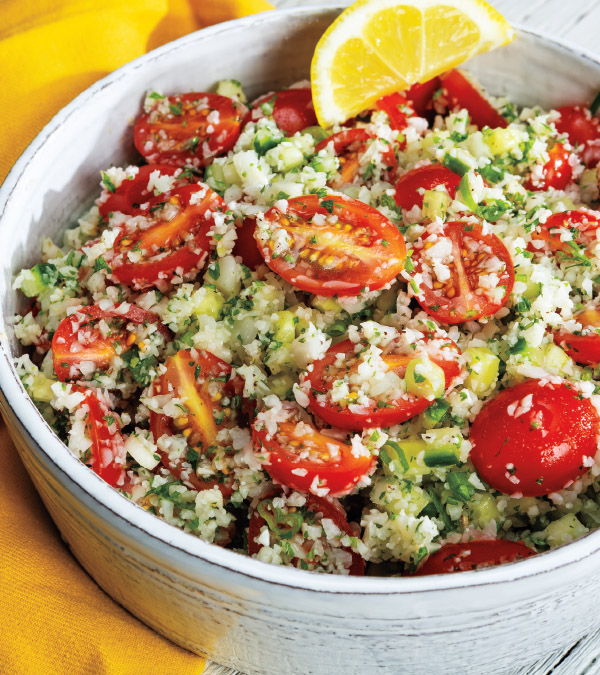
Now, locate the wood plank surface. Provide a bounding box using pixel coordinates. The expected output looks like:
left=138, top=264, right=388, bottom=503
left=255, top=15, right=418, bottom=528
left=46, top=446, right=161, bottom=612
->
left=205, top=2, right=600, bottom=673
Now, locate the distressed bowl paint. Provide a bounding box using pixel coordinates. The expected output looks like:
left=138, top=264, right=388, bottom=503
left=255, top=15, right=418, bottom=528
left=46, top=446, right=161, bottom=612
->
left=2, top=7, right=600, bottom=674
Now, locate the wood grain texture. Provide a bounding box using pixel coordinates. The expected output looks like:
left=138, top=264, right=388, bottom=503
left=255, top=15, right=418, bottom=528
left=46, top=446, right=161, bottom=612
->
left=204, top=2, right=600, bottom=673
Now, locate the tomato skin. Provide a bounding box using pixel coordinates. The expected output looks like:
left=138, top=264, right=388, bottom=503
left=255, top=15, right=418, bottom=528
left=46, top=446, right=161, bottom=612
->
left=525, top=143, right=574, bottom=191
left=440, top=69, right=507, bottom=129
left=413, top=540, right=536, bottom=575
left=248, top=491, right=365, bottom=575
left=554, top=309, right=600, bottom=366
left=405, top=78, right=440, bottom=116
left=232, top=217, right=264, bottom=270
left=315, top=128, right=371, bottom=155
left=109, top=184, right=225, bottom=290
left=470, top=379, right=600, bottom=497
left=305, top=336, right=462, bottom=431
left=252, top=417, right=376, bottom=497
left=251, top=88, right=317, bottom=134
left=255, top=194, right=406, bottom=297
left=554, top=331, right=600, bottom=366
left=316, top=128, right=397, bottom=186
left=555, top=106, right=600, bottom=147
left=72, top=386, right=125, bottom=486
left=134, top=92, right=248, bottom=168
left=529, top=209, right=600, bottom=256
left=375, top=92, right=416, bottom=133
left=52, top=304, right=169, bottom=381
left=98, top=165, right=193, bottom=219
left=394, top=164, right=461, bottom=211
left=411, top=221, right=515, bottom=324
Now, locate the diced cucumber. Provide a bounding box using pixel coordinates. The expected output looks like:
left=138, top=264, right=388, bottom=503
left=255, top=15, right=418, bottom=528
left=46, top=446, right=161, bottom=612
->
left=469, top=493, right=501, bottom=528
left=423, top=398, right=451, bottom=425
left=442, top=153, right=471, bottom=177
left=302, top=126, right=331, bottom=143
left=380, top=439, right=425, bottom=477
left=542, top=343, right=572, bottom=372
left=222, top=160, right=242, bottom=185
left=527, top=343, right=572, bottom=374
left=310, top=153, right=339, bottom=175
left=421, top=427, right=463, bottom=464
left=254, top=127, right=284, bottom=156
left=579, top=499, right=600, bottom=528
left=544, top=514, right=588, bottom=548
left=30, top=373, right=56, bottom=402
left=273, top=310, right=296, bottom=343
left=519, top=275, right=542, bottom=301
left=193, top=286, right=224, bottom=319
left=313, top=296, right=341, bottom=313
left=19, top=263, right=58, bottom=297
left=423, top=445, right=460, bottom=467
left=405, top=358, right=445, bottom=400
left=216, top=79, right=247, bottom=103
left=483, top=127, right=522, bottom=156
left=265, top=143, right=305, bottom=171
left=580, top=168, right=598, bottom=192
left=422, top=189, right=451, bottom=221
left=204, top=164, right=227, bottom=194
left=465, top=347, right=500, bottom=395
left=458, top=173, right=510, bottom=222
left=504, top=496, right=540, bottom=518
left=267, top=372, right=295, bottom=398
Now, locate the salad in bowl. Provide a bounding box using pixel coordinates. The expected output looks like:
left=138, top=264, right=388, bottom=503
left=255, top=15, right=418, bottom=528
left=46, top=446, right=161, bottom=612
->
left=12, top=64, right=600, bottom=577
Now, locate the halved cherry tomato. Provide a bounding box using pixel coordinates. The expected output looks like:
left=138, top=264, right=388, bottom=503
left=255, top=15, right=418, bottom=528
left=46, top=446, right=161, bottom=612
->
left=255, top=194, right=406, bottom=296
left=150, top=349, right=243, bottom=497
left=315, top=128, right=397, bottom=187
left=405, top=78, right=441, bottom=117
left=304, top=334, right=462, bottom=431
left=232, top=216, right=264, bottom=270
left=252, top=407, right=376, bottom=497
left=248, top=490, right=364, bottom=575
left=440, top=69, right=507, bottom=129
left=525, top=143, right=574, bottom=191
left=134, top=92, right=248, bottom=168
left=529, top=209, right=600, bottom=257
left=72, top=385, right=125, bottom=486
left=411, top=221, right=514, bottom=324
left=555, top=105, right=600, bottom=147
left=554, top=309, right=600, bottom=366
left=251, top=88, right=317, bottom=134
left=394, top=164, right=461, bottom=212
left=413, top=540, right=535, bottom=575
left=98, top=165, right=194, bottom=218
left=109, top=184, right=225, bottom=290
left=52, top=304, right=169, bottom=381
left=470, top=379, right=600, bottom=496
left=375, top=92, right=416, bottom=134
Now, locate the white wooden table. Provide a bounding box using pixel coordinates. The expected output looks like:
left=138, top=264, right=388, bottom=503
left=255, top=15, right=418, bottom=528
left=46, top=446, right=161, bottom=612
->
left=206, top=2, right=600, bottom=673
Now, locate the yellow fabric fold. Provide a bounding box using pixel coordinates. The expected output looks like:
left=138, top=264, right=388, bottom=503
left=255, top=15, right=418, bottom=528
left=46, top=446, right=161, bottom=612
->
left=0, top=0, right=272, bottom=673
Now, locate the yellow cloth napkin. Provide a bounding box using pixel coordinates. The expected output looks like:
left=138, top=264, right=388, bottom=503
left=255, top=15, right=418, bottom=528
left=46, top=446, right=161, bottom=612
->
left=0, top=1, right=272, bottom=673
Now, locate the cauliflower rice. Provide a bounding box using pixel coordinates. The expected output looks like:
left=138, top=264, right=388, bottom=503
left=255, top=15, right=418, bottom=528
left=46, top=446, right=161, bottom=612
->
left=12, top=72, right=600, bottom=576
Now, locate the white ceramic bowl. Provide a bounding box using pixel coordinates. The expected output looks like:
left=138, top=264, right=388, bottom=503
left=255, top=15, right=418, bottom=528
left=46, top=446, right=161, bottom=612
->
left=3, top=7, right=600, bottom=674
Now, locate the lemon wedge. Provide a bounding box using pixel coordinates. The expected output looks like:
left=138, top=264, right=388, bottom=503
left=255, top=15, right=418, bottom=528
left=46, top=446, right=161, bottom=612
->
left=311, top=0, right=515, bottom=127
